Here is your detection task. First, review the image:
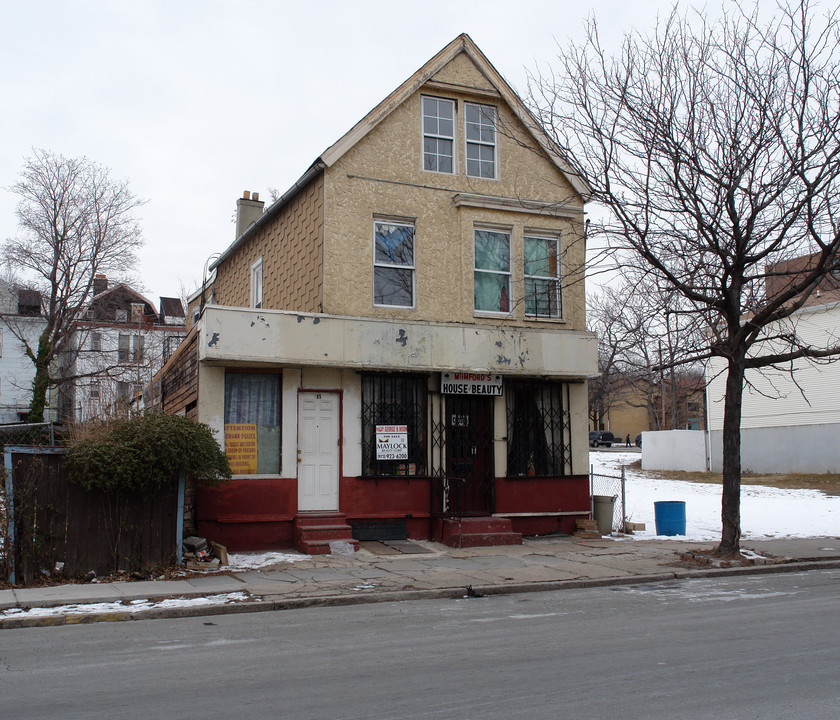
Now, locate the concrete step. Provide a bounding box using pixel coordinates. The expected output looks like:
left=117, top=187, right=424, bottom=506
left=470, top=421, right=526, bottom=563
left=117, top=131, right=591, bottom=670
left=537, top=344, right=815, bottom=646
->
left=295, top=525, right=356, bottom=543
left=297, top=537, right=360, bottom=555
left=446, top=531, right=523, bottom=549
left=439, top=517, right=522, bottom=549
left=293, top=513, right=357, bottom=554
left=294, top=513, right=348, bottom=528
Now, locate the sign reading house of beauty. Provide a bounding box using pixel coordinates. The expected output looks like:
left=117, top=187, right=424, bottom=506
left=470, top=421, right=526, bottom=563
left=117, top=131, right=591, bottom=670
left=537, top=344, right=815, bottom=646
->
left=225, top=423, right=258, bottom=475
left=376, top=425, right=409, bottom=460
left=441, top=372, right=503, bottom=396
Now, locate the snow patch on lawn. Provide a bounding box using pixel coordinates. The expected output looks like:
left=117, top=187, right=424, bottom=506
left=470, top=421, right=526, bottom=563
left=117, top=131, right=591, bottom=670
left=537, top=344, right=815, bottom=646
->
left=591, top=451, right=840, bottom=541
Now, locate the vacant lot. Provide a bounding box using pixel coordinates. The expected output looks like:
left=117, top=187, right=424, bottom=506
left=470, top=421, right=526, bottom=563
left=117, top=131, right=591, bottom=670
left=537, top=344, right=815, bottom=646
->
left=627, top=460, right=840, bottom=496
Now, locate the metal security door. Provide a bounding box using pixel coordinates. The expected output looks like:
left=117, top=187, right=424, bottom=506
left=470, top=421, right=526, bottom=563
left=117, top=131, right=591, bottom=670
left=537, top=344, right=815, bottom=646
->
left=445, top=395, right=494, bottom=514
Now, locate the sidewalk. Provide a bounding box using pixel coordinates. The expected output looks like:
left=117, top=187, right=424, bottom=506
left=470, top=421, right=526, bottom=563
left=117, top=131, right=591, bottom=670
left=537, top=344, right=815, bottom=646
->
left=2, top=535, right=839, bottom=629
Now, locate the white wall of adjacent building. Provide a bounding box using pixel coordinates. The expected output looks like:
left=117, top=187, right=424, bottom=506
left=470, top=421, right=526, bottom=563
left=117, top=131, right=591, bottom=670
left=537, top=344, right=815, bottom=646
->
left=0, top=280, right=47, bottom=423
left=705, top=301, right=840, bottom=473
left=0, top=317, right=45, bottom=423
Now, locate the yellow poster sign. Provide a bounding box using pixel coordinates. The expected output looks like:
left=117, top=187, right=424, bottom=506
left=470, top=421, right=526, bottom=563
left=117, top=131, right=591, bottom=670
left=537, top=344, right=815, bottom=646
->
left=225, top=423, right=258, bottom=475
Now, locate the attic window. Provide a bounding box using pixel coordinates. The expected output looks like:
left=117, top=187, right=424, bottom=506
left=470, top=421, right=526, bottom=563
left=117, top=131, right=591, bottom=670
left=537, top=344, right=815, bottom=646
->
left=116, top=308, right=127, bottom=323
left=465, top=103, right=497, bottom=179
left=422, top=97, right=454, bottom=174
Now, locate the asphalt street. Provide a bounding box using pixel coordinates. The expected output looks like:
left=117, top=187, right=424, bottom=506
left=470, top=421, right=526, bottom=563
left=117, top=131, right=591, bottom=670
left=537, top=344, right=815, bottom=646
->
left=2, top=569, right=838, bottom=719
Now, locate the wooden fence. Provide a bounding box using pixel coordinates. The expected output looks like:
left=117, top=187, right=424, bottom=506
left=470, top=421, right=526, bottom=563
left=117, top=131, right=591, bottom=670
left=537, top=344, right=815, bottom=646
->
left=4, top=446, right=183, bottom=585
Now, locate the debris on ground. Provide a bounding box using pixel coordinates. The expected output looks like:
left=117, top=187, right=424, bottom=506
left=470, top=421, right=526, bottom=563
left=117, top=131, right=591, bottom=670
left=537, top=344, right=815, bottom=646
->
left=675, top=547, right=792, bottom=569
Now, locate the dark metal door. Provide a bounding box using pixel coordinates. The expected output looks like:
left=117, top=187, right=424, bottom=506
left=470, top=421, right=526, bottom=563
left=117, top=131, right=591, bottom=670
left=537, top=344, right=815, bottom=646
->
left=445, top=395, right=494, bottom=514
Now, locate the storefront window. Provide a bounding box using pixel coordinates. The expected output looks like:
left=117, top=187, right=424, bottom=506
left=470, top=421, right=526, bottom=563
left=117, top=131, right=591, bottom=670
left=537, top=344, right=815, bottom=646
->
left=361, top=374, right=427, bottom=476
left=224, top=372, right=281, bottom=475
left=506, top=380, right=571, bottom=476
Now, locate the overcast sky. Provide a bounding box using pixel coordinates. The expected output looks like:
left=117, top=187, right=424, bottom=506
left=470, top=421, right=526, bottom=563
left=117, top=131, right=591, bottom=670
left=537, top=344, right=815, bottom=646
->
left=1, top=0, right=676, bottom=305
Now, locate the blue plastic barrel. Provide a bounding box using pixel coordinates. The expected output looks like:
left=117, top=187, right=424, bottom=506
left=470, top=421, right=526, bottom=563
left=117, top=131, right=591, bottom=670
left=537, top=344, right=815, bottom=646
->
left=654, top=501, right=686, bottom=536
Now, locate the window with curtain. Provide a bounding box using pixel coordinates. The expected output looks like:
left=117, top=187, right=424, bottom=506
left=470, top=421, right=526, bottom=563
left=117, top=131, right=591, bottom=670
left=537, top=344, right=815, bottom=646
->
left=474, top=228, right=511, bottom=313
left=224, top=372, right=281, bottom=475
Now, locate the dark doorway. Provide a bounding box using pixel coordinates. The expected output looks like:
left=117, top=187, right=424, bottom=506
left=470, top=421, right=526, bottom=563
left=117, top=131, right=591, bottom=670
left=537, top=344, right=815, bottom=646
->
left=445, top=395, right=494, bottom=514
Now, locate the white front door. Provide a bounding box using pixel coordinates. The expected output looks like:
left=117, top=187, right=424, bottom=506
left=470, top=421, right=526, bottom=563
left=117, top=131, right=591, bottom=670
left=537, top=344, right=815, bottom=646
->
left=297, top=391, right=340, bottom=512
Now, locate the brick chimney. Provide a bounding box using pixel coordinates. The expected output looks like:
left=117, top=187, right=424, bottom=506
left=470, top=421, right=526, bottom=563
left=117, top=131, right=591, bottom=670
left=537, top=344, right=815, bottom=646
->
left=93, top=274, right=108, bottom=296
left=236, top=190, right=265, bottom=239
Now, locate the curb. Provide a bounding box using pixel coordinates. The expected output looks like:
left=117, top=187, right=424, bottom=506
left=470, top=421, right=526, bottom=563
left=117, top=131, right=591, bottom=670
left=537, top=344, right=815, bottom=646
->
left=3, top=557, right=839, bottom=630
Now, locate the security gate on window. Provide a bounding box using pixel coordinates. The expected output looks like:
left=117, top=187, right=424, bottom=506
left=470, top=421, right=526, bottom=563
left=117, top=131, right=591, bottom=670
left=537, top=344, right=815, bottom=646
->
left=443, top=395, right=495, bottom=515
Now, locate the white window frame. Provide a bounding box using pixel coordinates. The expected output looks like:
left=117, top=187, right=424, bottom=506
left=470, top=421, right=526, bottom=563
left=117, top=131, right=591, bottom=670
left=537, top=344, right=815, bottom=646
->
left=251, top=257, right=263, bottom=309
left=524, top=233, right=563, bottom=319
left=464, top=102, right=498, bottom=179
left=473, top=226, right=511, bottom=315
left=421, top=96, right=455, bottom=174
left=373, top=219, right=416, bottom=308
left=90, top=332, right=102, bottom=352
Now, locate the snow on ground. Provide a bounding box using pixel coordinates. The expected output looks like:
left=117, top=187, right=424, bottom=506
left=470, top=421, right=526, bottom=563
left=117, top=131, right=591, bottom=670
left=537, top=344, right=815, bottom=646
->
left=0, top=591, right=252, bottom=619
left=592, top=451, right=840, bottom=541
left=225, top=551, right=308, bottom=570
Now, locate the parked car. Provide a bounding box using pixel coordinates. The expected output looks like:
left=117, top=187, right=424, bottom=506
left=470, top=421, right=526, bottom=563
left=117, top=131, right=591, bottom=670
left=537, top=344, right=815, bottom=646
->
left=635, top=433, right=642, bottom=448
left=589, top=430, right=615, bottom=448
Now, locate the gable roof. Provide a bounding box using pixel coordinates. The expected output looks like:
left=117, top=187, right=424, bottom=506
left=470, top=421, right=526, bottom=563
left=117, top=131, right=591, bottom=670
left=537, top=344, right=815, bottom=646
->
left=320, top=33, right=591, bottom=198
left=87, top=283, right=160, bottom=321
left=211, top=33, right=589, bottom=272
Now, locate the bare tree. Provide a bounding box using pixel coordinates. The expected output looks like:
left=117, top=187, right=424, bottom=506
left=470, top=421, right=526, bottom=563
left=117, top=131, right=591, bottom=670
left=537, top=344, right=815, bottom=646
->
left=531, top=1, right=840, bottom=554
left=589, top=270, right=708, bottom=432
left=2, top=149, right=144, bottom=422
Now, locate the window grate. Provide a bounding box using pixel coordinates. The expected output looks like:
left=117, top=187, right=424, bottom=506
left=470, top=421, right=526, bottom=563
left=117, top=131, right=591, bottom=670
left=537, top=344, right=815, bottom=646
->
left=361, top=374, right=427, bottom=476
left=506, top=380, right=572, bottom=476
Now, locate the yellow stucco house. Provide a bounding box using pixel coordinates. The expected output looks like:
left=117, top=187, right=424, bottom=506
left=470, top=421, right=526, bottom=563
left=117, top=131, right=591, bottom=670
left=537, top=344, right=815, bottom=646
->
left=158, top=34, right=597, bottom=552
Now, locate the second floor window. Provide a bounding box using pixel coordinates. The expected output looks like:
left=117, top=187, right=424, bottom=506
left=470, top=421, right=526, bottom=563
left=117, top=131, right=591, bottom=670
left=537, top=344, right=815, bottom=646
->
left=118, top=334, right=144, bottom=362
left=422, top=97, right=454, bottom=173
left=90, top=332, right=102, bottom=352
left=374, top=220, right=415, bottom=307
left=474, top=228, right=510, bottom=314
left=251, top=257, right=263, bottom=308
left=465, top=103, right=497, bottom=178
left=524, top=235, right=562, bottom=318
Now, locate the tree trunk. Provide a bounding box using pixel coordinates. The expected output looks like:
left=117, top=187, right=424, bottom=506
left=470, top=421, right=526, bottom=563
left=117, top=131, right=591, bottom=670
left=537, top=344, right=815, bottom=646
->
left=27, top=333, right=53, bottom=423
left=719, top=357, right=745, bottom=555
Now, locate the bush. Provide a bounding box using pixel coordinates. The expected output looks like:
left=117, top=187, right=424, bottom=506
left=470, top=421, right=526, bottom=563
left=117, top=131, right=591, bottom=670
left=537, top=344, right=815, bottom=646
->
left=65, top=412, right=231, bottom=494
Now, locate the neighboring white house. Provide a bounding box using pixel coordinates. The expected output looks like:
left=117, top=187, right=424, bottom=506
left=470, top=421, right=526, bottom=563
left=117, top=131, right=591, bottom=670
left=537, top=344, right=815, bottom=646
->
left=59, top=276, right=186, bottom=422
left=705, top=298, right=840, bottom=474
left=0, top=279, right=47, bottom=424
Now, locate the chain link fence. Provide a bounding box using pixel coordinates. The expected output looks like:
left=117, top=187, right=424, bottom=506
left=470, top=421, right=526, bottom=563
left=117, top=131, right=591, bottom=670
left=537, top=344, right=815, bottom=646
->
left=589, top=465, right=626, bottom=533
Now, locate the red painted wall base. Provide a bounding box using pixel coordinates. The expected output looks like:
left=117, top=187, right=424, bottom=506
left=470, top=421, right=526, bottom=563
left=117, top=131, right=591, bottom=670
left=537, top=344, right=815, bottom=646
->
left=196, top=474, right=590, bottom=551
